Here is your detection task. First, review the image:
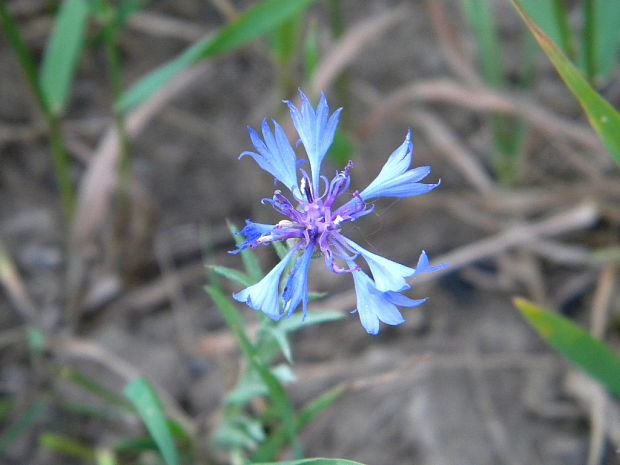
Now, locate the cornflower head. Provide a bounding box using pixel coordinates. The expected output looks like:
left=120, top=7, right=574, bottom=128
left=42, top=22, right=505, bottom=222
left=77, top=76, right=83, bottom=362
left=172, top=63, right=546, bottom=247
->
left=231, top=90, right=447, bottom=334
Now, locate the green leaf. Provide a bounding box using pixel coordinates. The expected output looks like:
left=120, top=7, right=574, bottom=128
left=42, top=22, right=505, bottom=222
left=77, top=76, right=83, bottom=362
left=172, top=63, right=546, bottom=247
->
left=213, top=414, right=266, bottom=450
left=208, top=265, right=253, bottom=287
left=461, top=0, right=503, bottom=88
left=279, top=312, right=345, bottom=333
left=512, top=0, right=620, bottom=166
left=60, top=366, right=132, bottom=409
left=40, top=0, right=90, bottom=114
left=266, top=326, right=294, bottom=363
left=271, top=12, right=302, bottom=65
left=40, top=432, right=95, bottom=462
left=0, top=4, right=49, bottom=114
left=0, top=399, right=45, bottom=453
left=118, top=0, right=318, bottom=113
left=124, top=378, right=179, bottom=465
left=592, top=1, right=620, bottom=80
left=520, top=0, right=574, bottom=58
left=252, top=385, right=346, bottom=462
left=514, top=298, right=620, bottom=397
left=255, top=457, right=365, bottom=465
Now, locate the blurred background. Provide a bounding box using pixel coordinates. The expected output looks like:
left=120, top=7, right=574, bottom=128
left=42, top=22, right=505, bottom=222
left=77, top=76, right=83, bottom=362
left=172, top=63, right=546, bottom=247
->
left=1, top=0, right=620, bottom=464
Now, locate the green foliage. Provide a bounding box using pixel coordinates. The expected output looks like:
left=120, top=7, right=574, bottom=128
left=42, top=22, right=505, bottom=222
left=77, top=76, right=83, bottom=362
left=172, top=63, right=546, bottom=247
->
left=39, top=432, right=95, bottom=462
left=512, top=0, right=620, bottom=167
left=589, top=1, right=620, bottom=81
left=0, top=400, right=46, bottom=454
left=124, top=377, right=180, bottom=465
left=209, top=265, right=255, bottom=287
left=515, top=298, right=620, bottom=397
left=520, top=0, right=574, bottom=58
left=205, top=236, right=346, bottom=462
left=40, top=0, right=90, bottom=115
left=118, top=0, right=320, bottom=113
left=254, top=458, right=367, bottom=465
left=461, top=0, right=526, bottom=184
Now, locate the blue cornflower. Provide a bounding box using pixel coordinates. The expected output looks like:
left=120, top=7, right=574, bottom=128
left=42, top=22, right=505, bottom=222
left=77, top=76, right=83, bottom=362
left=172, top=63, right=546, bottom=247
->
left=232, top=90, right=447, bottom=334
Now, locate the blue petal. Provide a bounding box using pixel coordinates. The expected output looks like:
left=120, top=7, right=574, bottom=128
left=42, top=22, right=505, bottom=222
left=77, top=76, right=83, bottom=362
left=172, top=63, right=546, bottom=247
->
left=360, top=130, right=413, bottom=196
left=240, top=119, right=298, bottom=192
left=359, top=131, right=438, bottom=200
left=233, top=246, right=299, bottom=320
left=229, top=220, right=276, bottom=254
left=285, top=90, right=342, bottom=193
left=362, top=170, right=439, bottom=199
left=413, top=250, right=449, bottom=276
left=350, top=270, right=407, bottom=334
left=282, top=243, right=315, bottom=318
left=384, top=291, right=427, bottom=307
left=342, top=237, right=415, bottom=292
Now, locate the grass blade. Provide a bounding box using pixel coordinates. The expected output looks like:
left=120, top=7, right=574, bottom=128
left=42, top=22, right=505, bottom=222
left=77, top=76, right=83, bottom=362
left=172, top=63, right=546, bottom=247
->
left=512, top=0, right=620, bottom=166
left=40, top=432, right=95, bottom=462
left=0, top=3, right=49, bottom=113
left=124, top=378, right=179, bottom=465
left=254, top=458, right=366, bottom=465
left=461, top=0, right=503, bottom=87
left=208, top=265, right=253, bottom=287
left=520, top=0, right=574, bottom=58
left=118, top=0, right=318, bottom=113
left=515, top=298, right=620, bottom=397
left=40, top=0, right=90, bottom=114
left=591, top=1, right=620, bottom=81
left=252, top=385, right=346, bottom=462
left=0, top=399, right=45, bottom=453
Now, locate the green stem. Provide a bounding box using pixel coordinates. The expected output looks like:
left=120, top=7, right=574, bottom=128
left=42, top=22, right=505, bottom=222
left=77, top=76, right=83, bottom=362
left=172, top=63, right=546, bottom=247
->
left=48, top=116, right=75, bottom=218
left=0, top=3, right=75, bottom=220
left=206, top=286, right=303, bottom=459
left=102, top=1, right=131, bottom=183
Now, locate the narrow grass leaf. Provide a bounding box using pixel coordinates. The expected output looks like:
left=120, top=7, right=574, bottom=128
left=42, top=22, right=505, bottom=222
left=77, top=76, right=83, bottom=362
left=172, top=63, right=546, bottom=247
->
left=118, top=0, right=317, bottom=113
left=40, top=0, right=90, bottom=114
left=40, top=433, right=95, bottom=462
left=209, top=265, right=253, bottom=287
left=512, top=0, right=620, bottom=166
left=0, top=399, right=45, bottom=453
left=271, top=13, right=302, bottom=65
left=279, top=312, right=344, bottom=333
left=252, top=385, right=346, bottom=462
left=61, top=366, right=132, bottom=409
left=255, top=460, right=366, bottom=465
left=461, top=0, right=503, bottom=88
left=0, top=4, right=49, bottom=113
left=515, top=298, right=620, bottom=397
left=592, top=1, right=620, bottom=81
left=520, top=0, right=574, bottom=57
left=124, top=378, right=179, bottom=465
